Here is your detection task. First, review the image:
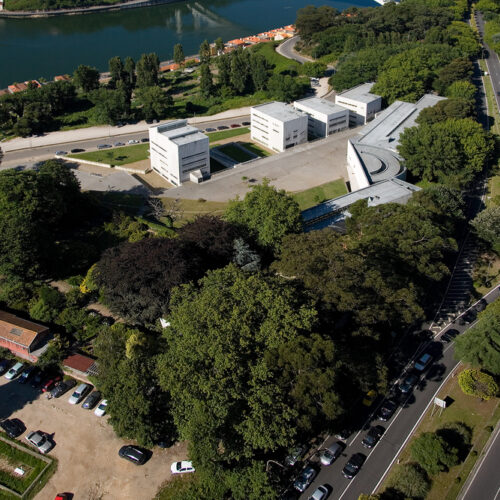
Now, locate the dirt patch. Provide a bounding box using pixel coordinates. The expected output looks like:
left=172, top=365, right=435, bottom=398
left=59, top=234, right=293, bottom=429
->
left=49, top=280, right=74, bottom=294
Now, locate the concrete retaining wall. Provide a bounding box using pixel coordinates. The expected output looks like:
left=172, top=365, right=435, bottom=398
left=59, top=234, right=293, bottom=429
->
left=346, top=139, right=370, bottom=191
left=59, top=155, right=151, bottom=174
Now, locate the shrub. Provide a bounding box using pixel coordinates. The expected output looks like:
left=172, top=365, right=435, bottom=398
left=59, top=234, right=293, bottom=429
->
left=386, top=462, right=431, bottom=499
left=458, top=369, right=499, bottom=400
left=410, top=432, right=459, bottom=475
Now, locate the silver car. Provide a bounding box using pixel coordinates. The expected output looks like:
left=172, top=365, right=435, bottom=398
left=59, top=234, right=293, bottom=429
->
left=5, top=362, right=24, bottom=380
left=26, top=431, right=52, bottom=454
left=68, top=383, right=91, bottom=404
left=320, top=442, right=343, bottom=466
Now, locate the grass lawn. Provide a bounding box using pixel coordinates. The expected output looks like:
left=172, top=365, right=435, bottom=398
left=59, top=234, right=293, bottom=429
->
left=0, top=437, right=54, bottom=499
left=240, top=142, right=271, bottom=157
left=252, top=42, right=300, bottom=75
left=207, top=127, right=249, bottom=143
left=487, top=170, right=500, bottom=208
left=218, top=144, right=254, bottom=163
left=68, top=143, right=149, bottom=166
left=171, top=198, right=228, bottom=226
left=291, top=179, right=348, bottom=210
left=479, top=59, right=500, bottom=136
left=378, top=367, right=500, bottom=500
left=90, top=191, right=146, bottom=214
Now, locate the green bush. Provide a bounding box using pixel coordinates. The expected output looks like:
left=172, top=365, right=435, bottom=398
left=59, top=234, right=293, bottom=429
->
left=458, top=369, right=499, bottom=400
left=385, top=462, right=430, bottom=499
left=410, top=432, right=459, bottom=475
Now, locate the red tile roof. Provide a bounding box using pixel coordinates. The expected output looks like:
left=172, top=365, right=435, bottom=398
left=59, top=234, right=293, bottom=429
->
left=63, top=353, right=96, bottom=374
left=0, top=311, right=49, bottom=349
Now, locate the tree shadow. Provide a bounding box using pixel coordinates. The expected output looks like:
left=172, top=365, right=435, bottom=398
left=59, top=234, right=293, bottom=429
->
left=0, top=379, right=41, bottom=420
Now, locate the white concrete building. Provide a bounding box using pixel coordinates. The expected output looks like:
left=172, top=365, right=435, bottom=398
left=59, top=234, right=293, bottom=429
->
left=335, top=82, right=382, bottom=126
left=293, top=97, right=349, bottom=138
left=149, top=120, right=209, bottom=186
left=251, top=102, right=308, bottom=152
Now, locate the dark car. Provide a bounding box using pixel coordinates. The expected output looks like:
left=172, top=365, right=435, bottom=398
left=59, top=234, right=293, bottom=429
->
left=242, top=121, right=250, bottom=126
left=474, top=299, right=487, bottom=312
left=462, top=309, right=477, bottom=324
left=379, top=399, right=397, bottom=421
left=50, top=379, right=76, bottom=398
left=285, top=445, right=306, bottom=467
left=141, top=137, right=149, bottom=142
left=82, top=390, right=101, bottom=409
left=0, top=359, right=11, bottom=375
left=342, top=453, right=365, bottom=479
left=217, top=125, right=229, bottom=130
left=205, top=127, right=216, bottom=132
left=399, top=373, right=419, bottom=394
left=230, top=123, right=240, bottom=128
left=97, top=144, right=111, bottom=150
left=442, top=328, right=460, bottom=343
left=70, top=148, right=85, bottom=153
left=18, top=365, right=36, bottom=384
left=0, top=418, right=25, bottom=438
left=335, top=429, right=351, bottom=441
left=118, top=445, right=147, bottom=465
left=362, top=425, right=385, bottom=448
left=42, top=375, right=62, bottom=393
left=293, top=465, right=317, bottom=492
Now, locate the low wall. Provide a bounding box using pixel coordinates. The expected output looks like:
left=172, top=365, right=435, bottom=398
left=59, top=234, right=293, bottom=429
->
left=346, top=139, right=370, bottom=191
left=59, top=155, right=151, bottom=174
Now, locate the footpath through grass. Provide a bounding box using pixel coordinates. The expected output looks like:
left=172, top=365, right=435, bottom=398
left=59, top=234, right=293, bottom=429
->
left=292, top=179, right=348, bottom=210
left=68, top=143, right=149, bottom=166
left=378, top=367, right=500, bottom=500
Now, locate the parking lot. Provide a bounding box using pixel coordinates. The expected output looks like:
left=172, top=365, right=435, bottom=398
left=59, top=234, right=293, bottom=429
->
left=0, top=375, right=187, bottom=500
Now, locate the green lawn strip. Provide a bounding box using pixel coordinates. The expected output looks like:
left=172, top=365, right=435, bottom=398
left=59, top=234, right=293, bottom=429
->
left=207, top=128, right=249, bottom=143
left=239, top=142, right=270, bottom=157
left=488, top=173, right=500, bottom=208
left=291, top=179, right=348, bottom=210
left=68, top=143, right=149, bottom=166
left=172, top=198, right=228, bottom=226
left=378, top=368, right=500, bottom=500
left=0, top=438, right=49, bottom=495
left=479, top=59, right=500, bottom=135
left=218, top=144, right=253, bottom=163
left=252, top=42, right=300, bottom=74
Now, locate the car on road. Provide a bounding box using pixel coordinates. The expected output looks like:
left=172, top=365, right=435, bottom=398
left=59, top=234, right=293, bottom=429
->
left=5, top=362, right=24, bottom=380
left=114, top=142, right=124, bottom=147
left=362, top=389, right=377, bottom=406
left=55, top=151, right=67, bottom=155
left=50, top=379, right=76, bottom=398
left=285, top=445, right=306, bottom=466
left=342, top=453, right=365, bottom=479
left=319, top=442, right=343, bottom=466
left=399, top=373, right=419, bottom=394
left=475, top=299, right=487, bottom=312
left=459, top=309, right=477, bottom=325
left=26, top=431, right=52, bottom=454
left=242, top=121, right=250, bottom=126
left=128, top=139, right=140, bottom=144
left=141, top=137, right=149, bottom=142
left=68, top=383, right=92, bottom=404
left=0, top=418, right=25, bottom=438
left=82, top=391, right=101, bottom=409
left=119, top=445, right=147, bottom=465
left=70, top=148, right=85, bottom=153
left=217, top=125, right=229, bottom=130
left=335, top=429, right=351, bottom=441
left=362, top=425, right=385, bottom=448
left=55, top=494, right=71, bottom=500
left=42, top=375, right=62, bottom=393
left=97, top=144, right=111, bottom=149
left=18, top=365, right=36, bottom=384
left=441, top=328, right=459, bottom=343
left=293, top=465, right=317, bottom=492
left=205, top=127, right=216, bottom=132
left=378, top=399, right=397, bottom=421
left=94, top=399, right=108, bottom=417
left=309, top=485, right=329, bottom=500
left=170, top=460, right=195, bottom=474
left=414, top=353, right=433, bottom=372
left=230, top=123, right=240, bottom=128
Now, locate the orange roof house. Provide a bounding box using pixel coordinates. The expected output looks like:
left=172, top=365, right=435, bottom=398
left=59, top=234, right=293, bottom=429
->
left=8, top=80, right=41, bottom=94
left=54, top=75, right=71, bottom=82
left=160, top=63, right=180, bottom=72
left=227, top=38, right=246, bottom=46
left=63, top=353, right=98, bottom=379
left=0, top=311, right=50, bottom=362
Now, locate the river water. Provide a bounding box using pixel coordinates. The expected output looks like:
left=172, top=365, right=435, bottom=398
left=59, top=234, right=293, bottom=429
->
left=0, top=0, right=374, bottom=88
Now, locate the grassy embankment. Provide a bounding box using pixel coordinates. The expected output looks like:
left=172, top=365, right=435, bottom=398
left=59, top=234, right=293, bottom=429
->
left=292, top=179, right=348, bottom=210
left=378, top=368, right=500, bottom=500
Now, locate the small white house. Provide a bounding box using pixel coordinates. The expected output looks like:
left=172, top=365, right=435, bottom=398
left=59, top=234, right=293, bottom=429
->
left=251, top=102, right=308, bottom=153
left=293, top=97, right=349, bottom=138
left=335, top=83, right=382, bottom=126
left=149, top=120, right=209, bottom=186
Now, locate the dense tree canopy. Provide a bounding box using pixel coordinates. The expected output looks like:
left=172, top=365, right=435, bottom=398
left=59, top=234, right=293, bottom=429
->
left=410, top=432, right=459, bottom=475
left=470, top=206, right=500, bottom=253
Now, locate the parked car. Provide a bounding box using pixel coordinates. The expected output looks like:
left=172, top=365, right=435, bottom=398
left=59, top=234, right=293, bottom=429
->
left=0, top=418, right=25, bottom=438
left=217, top=125, right=229, bottom=130
left=55, top=494, right=71, bottom=500
left=0, top=359, right=11, bottom=375
left=309, top=485, right=329, bottom=500
left=18, top=365, right=36, bottom=384
left=319, top=442, right=343, bottom=466
left=335, top=429, right=351, bottom=441
left=141, top=137, right=149, bottom=142
left=50, top=379, right=76, bottom=398
left=285, top=445, right=306, bottom=466
left=119, top=445, right=147, bottom=465
left=441, top=328, right=459, bottom=343
left=55, top=151, right=67, bottom=155
left=205, top=127, right=216, bottom=132
left=5, top=362, right=25, bottom=380
left=342, top=453, right=365, bottom=479
left=70, top=148, right=85, bottom=153
left=293, top=465, right=317, bottom=492
left=82, top=391, right=101, bottom=409
left=378, top=400, right=397, bottom=421
left=114, top=142, right=124, bottom=147
left=170, top=460, right=195, bottom=474
left=362, top=389, right=377, bottom=406
left=42, top=375, right=62, bottom=393
left=362, top=425, right=385, bottom=448
left=68, top=383, right=92, bottom=404
left=230, top=123, right=240, bottom=128
left=475, top=299, right=487, bottom=312
left=399, top=373, right=419, bottom=394
left=94, top=399, right=108, bottom=417
left=26, top=431, right=52, bottom=454
left=31, top=369, right=50, bottom=388
left=242, top=121, right=250, bottom=126
left=97, top=144, right=111, bottom=149
left=414, top=353, right=433, bottom=372
left=128, top=139, right=140, bottom=144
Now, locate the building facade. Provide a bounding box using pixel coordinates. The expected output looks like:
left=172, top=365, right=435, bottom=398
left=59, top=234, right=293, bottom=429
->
left=293, top=97, right=349, bottom=138
left=335, top=83, right=382, bottom=126
left=251, top=102, right=308, bottom=152
left=149, top=120, right=210, bottom=186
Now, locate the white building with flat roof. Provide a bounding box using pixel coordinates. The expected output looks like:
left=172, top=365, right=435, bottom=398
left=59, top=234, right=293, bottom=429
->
left=251, top=102, right=308, bottom=152
left=293, top=97, right=349, bottom=138
left=149, top=120, right=209, bottom=186
left=335, top=82, right=382, bottom=126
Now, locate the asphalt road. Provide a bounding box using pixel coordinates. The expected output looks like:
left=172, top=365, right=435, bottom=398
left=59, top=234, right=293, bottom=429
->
left=276, top=36, right=312, bottom=64
left=298, top=286, right=500, bottom=500
left=459, top=423, right=500, bottom=500
left=0, top=116, right=250, bottom=171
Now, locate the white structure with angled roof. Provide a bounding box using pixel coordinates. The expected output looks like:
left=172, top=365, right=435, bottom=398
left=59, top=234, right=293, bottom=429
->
left=251, top=102, right=308, bottom=152
left=149, top=119, right=209, bottom=186
left=335, top=82, right=382, bottom=126
left=293, top=97, right=349, bottom=138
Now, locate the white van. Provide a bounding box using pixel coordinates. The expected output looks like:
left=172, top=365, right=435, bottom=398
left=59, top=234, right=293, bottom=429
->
left=4, top=362, right=24, bottom=380
left=68, top=383, right=92, bottom=404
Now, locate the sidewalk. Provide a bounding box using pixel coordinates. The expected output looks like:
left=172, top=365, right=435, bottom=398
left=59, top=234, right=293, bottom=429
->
left=1, top=107, right=252, bottom=153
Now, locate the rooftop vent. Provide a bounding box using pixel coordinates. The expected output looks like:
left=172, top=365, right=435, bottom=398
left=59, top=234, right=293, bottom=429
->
left=10, top=328, right=23, bottom=336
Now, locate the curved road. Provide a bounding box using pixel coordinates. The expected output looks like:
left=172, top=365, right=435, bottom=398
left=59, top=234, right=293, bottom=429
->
left=276, top=36, right=313, bottom=64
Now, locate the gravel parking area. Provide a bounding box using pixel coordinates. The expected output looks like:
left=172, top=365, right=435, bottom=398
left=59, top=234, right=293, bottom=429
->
left=0, top=376, right=187, bottom=500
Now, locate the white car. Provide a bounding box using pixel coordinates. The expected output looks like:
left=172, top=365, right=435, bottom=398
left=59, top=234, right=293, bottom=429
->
left=68, top=383, right=91, bottom=404
left=309, top=485, right=329, bottom=500
left=94, top=399, right=108, bottom=417
left=26, top=431, right=52, bottom=454
left=170, top=461, right=195, bottom=474
left=128, top=139, right=139, bottom=144
left=5, top=362, right=24, bottom=380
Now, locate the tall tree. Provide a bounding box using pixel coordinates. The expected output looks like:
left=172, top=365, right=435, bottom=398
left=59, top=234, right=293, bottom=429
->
left=230, top=49, right=248, bottom=94
left=199, top=63, right=213, bottom=97
left=470, top=206, right=500, bottom=253
left=199, top=39, right=211, bottom=64
left=216, top=54, right=232, bottom=88
left=410, top=432, right=459, bottom=475
left=173, top=43, right=185, bottom=66
left=135, top=86, right=172, bottom=121
left=123, top=56, right=136, bottom=89
left=89, top=87, right=130, bottom=125
left=108, top=56, right=125, bottom=87
left=73, top=64, right=100, bottom=93
left=250, top=54, right=268, bottom=91
left=214, top=37, right=224, bottom=55
left=136, top=53, right=160, bottom=88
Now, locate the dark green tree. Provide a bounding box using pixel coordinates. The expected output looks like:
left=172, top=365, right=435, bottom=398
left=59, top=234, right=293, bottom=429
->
left=470, top=207, right=500, bottom=253
left=199, top=64, right=214, bottom=98
left=108, top=56, right=125, bottom=87
left=250, top=54, right=268, bottom=91
left=89, top=87, right=130, bottom=125
left=295, top=5, right=338, bottom=43
left=136, top=53, right=160, bottom=88
left=386, top=463, right=430, bottom=499
left=173, top=43, right=185, bottom=66
left=73, top=64, right=100, bottom=93
left=135, top=86, right=172, bottom=121
left=411, top=432, right=459, bottom=475
left=416, top=98, right=475, bottom=126
left=216, top=54, right=232, bottom=88
left=123, top=57, right=136, bottom=89
left=214, top=37, right=224, bottom=55
left=199, top=39, right=211, bottom=64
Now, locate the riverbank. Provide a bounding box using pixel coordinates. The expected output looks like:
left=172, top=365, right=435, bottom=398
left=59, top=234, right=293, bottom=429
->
left=0, top=0, right=180, bottom=17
